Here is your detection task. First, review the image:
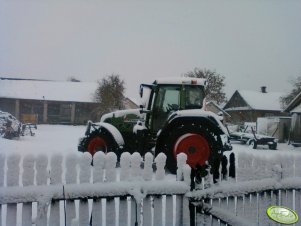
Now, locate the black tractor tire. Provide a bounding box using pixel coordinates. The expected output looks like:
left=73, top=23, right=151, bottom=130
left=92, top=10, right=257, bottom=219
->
left=268, top=142, right=277, bottom=150
left=158, top=124, right=223, bottom=174
left=83, top=129, right=120, bottom=157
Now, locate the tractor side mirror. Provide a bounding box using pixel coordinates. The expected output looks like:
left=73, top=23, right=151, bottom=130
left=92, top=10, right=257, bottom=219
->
left=139, top=85, right=143, bottom=98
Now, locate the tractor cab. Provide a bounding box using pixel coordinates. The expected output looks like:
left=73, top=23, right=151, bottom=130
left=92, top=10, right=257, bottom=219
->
left=140, top=78, right=207, bottom=133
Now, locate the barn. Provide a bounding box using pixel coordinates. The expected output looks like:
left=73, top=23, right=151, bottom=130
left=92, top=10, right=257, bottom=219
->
left=0, top=78, right=138, bottom=125
left=284, top=91, right=301, bottom=146
left=223, top=86, right=288, bottom=124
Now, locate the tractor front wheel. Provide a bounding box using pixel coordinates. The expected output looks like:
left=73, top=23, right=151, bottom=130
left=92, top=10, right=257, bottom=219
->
left=85, top=130, right=119, bottom=157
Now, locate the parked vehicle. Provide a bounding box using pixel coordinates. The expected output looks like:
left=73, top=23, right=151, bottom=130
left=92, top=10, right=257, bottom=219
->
left=78, top=78, right=232, bottom=173
left=228, top=126, right=278, bottom=150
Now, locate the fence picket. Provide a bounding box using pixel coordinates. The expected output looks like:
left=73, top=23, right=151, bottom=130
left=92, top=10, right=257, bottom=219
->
left=0, top=154, right=5, bottom=187
left=175, top=195, right=183, bottom=226
left=143, top=196, right=152, bottom=226
left=165, top=195, right=173, bottom=226
left=0, top=153, right=4, bottom=226
left=119, top=197, right=128, bottom=226
left=6, top=154, right=20, bottom=226
left=155, top=153, right=166, bottom=180
left=22, top=154, right=35, bottom=226
left=211, top=199, right=220, bottom=226
left=131, top=152, right=142, bottom=179
left=130, top=198, right=139, bottom=226
left=153, top=196, right=163, bottom=226
left=258, top=191, right=272, bottom=226
left=92, top=198, right=103, bottom=226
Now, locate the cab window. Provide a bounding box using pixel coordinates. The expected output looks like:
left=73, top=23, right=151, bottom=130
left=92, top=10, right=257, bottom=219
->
left=185, top=86, right=204, bottom=109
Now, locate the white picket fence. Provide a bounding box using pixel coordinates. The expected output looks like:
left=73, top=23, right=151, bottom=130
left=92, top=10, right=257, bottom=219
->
left=1, top=150, right=301, bottom=226
left=188, top=151, right=301, bottom=226
left=0, top=151, right=191, bottom=226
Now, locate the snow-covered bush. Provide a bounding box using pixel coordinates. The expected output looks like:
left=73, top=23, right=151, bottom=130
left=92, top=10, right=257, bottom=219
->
left=0, top=110, right=21, bottom=139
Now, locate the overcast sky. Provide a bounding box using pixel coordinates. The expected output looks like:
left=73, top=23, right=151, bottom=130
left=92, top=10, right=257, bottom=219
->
left=1, top=0, right=301, bottom=101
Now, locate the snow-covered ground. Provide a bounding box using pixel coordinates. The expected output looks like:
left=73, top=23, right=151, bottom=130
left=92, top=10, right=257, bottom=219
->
left=0, top=125, right=86, bottom=155
left=0, top=124, right=300, bottom=157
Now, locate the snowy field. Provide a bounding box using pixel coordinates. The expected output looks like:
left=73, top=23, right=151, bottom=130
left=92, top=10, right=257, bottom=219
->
left=0, top=124, right=300, bottom=157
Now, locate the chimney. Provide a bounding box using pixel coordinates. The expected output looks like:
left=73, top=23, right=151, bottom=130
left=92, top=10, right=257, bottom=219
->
left=261, top=86, right=267, bottom=93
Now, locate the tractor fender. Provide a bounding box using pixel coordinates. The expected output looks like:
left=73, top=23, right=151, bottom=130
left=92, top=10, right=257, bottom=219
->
left=167, top=109, right=229, bottom=135
left=94, top=122, right=125, bottom=148
left=156, top=113, right=229, bottom=152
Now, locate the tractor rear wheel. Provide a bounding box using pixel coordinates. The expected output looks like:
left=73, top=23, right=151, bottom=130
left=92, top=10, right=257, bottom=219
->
left=162, top=125, right=222, bottom=174
left=85, top=130, right=119, bottom=156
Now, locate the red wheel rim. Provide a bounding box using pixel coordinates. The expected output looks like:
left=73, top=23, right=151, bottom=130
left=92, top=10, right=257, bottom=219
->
left=173, top=133, right=210, bottom=168
left=87, top=137, right=107, bottom=155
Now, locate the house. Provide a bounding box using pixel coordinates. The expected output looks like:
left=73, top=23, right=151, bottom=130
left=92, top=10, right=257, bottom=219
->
left=0, top=78, right=138, bottom=125
left=223, top=86, right=288, bottom=124
left=284, top=91, right=301, bottom=146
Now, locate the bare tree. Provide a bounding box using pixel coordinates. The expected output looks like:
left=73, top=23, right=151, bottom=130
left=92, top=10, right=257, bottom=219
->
left=184, top=68, right=227, bottom=104
left=93, top=74, right=125, bottom=118
left=281, top=76, right=301, bottom=108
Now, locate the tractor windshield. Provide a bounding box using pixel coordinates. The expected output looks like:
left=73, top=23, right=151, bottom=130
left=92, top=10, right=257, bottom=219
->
left=149, top=84, right=205, bottom=132
left=184, top=86, right=204, bottom=109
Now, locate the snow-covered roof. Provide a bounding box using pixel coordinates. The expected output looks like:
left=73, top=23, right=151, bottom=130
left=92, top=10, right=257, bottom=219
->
left=0, top=79, right=98, bottom=103
left=154, top=77, right=207, bottom=86
left=226, top=90, right=284, bottom=111
left=238, top=90, right=283, bottom=111
left=284, top=91, right=301, bottom=113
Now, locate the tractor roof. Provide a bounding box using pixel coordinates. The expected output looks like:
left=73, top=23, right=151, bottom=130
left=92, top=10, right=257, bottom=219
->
left=153, top=77, right=207, bottom=87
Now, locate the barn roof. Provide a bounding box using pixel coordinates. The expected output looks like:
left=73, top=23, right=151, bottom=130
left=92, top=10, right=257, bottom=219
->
left=224, top=90, right=284, bottom=111
left=0, top=79, right=98, bottom=103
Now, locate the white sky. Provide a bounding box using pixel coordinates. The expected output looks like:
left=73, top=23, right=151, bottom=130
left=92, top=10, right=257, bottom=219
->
left=0, top=0, right=301, bottom=101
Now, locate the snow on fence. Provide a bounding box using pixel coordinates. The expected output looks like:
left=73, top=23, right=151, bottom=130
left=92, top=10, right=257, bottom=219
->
left=0, top=152, right=191, bottom=226
left=188, top=151, right=301, bottom=226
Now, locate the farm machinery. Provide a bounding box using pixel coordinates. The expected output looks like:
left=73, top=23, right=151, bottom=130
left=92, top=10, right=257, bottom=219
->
left=78, top=77, right=232, bottom=174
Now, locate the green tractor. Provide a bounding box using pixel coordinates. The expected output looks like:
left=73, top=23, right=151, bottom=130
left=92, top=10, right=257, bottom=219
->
left=78, top=77, right=232, bottom=173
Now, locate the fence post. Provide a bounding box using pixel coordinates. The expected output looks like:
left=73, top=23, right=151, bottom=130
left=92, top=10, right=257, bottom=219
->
left=79, top=152, right=92, bottom=226
left=295, top=155, right=301, bottom=220
left=6, top=153, right=21, bottom=226
left=65, top=153, right=78, bottom=226
left=36, top=154, right=49, bottom=226
left=106, top=152, right=117, bottom=226
left=130, top=152, right=143, bottom=226
left=92, top=151, right=106, bottom=226
left=229, top=153, right=235, bottom=179
left=154, top=153, right=166, bottom=226
left=143, top=153, right=154, bottom=226
left=22, top=154, right=35, bottom=226
left=119, top=152, right=131, bottom=226
left=49, top=154, right=63, bottom=226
